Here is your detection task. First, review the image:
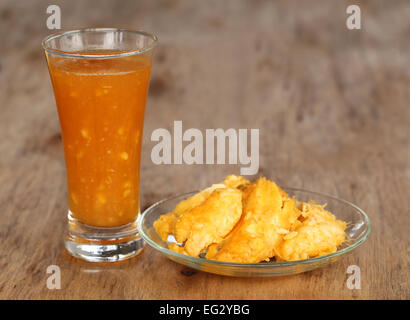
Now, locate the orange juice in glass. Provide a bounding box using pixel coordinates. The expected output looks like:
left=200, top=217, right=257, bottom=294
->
left=42, top=29, right=156, bottom=262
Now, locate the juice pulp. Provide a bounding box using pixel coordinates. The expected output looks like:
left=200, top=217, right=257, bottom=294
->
left=47, top=53, right=152, bottom=227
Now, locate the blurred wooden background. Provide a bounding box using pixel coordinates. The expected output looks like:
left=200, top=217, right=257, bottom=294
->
left=0, top=0, right=409, bottom=299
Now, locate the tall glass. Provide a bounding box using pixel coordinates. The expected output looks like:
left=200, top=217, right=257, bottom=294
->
left=42, top=29, right=157, bottom=262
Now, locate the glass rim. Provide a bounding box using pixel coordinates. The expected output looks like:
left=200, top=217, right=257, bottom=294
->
left=42, top=28, right=158, bottom=59
left=138, top=188, right=372, bottom=268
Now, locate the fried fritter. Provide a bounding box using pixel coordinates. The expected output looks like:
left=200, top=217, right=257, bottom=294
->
left=172, top=188, right=243, bottom=257
left=206, top=177, right=300, bottom=263
left=276, top=202, right=346, bottom=261
left=153, top=212, right=178, bottom=242
left=153, top=183, right=227, bottom=242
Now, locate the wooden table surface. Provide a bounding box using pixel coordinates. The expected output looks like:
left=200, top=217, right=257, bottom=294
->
left=0, top=0, right=409, bottom=300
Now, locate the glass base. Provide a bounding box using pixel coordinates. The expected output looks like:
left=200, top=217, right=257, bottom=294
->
left=65, top=211, right=144, bottom=262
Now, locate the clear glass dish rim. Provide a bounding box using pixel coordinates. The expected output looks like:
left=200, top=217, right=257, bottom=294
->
left=42, top=27, right=158, bottom=59
left=138, top=188, right=372, bottom=268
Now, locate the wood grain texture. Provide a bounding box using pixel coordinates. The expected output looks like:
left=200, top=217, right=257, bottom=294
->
left=0, top=0, right=409, bottom=299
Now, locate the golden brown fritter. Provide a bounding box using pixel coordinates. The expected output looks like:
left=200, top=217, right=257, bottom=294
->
left=206, top=177, right=300, bottom=263
left=153, top=183, right=227, bottom=242
left=153, top=212, right=178, bottom=242
left=172, top=188, right=243, bottom=257
left=276, top=202, right=346, bottom=261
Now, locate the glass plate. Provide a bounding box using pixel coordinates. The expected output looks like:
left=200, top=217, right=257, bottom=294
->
left=138, top=188, right=371, bottom=277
